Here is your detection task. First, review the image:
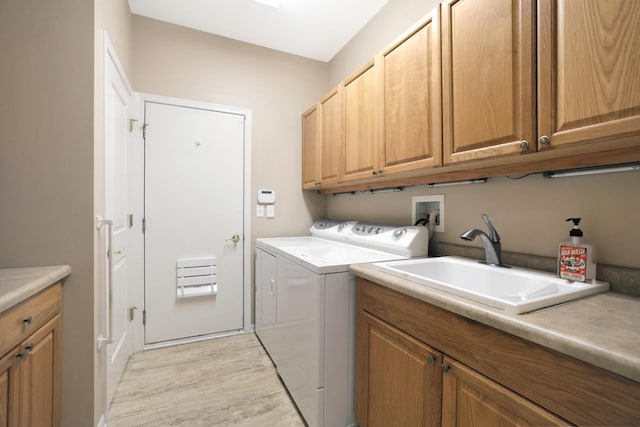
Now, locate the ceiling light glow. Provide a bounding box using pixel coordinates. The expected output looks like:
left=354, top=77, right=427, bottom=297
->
left=254, top=0, right=281, bottom=8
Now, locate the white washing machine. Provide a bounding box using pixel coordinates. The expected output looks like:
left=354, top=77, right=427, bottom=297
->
left=255, top=220, right=429, bottom=427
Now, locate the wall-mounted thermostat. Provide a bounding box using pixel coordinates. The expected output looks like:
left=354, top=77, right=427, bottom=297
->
left=257, top=189, right=276, bottom=204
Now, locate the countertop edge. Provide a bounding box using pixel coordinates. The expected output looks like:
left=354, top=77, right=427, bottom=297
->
left=350, top=263, right=640, bottom=384
left=0, top=265, right=72, bottom=313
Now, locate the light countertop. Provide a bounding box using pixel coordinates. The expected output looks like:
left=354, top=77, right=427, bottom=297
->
left=0, top=265, right=71, bottom=313
left=350, top=262, right=640, bottom=384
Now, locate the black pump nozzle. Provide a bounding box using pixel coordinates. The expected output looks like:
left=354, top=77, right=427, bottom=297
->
left=566, top=217, right=583, bottom=237
left=566, top=217, right=581, bottom=226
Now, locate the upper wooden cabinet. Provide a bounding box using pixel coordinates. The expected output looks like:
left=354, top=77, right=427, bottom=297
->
left=378, top=7, right=442, bottom=175
left=341, top=9, right=442, bottom=184
left=302, top=87, right=343, bottom=189
left=442, top=0, right=640, bottom=163
left=537, top=0, right=640, bottom=151
left=342, top=60, right=381, bottom=182
left=301, top=105, right=320, bottom=189
left=302, top=0, right=640, bottom=192
left=319, top=87, right=342, bottom=186
left=442, top=0, right=535, bottom=164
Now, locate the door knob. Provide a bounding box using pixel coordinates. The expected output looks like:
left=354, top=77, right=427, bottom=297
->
left=113, top=247, right=125, bottom=255
left=226, top=234, right=240, bottom=245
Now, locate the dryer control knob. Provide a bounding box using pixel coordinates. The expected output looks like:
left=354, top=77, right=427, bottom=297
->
left=392, top=228, right=406, bottom=240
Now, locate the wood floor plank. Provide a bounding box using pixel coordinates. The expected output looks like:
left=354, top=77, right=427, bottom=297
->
left=108, top=333, right=305, bottom=426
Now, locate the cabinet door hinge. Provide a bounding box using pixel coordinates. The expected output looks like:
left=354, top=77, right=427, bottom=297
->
left=142, top=218, right=146, bottom=234
left=143, top=310, right=146, bottom=325
left=142, top=123, right=149, bottom=140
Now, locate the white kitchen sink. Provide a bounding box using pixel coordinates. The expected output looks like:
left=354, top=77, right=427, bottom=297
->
left=373, top=256, right=609, bottom=314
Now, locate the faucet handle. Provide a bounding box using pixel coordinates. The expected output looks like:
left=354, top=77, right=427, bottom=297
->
left=481, top=214, right=500, bottom=243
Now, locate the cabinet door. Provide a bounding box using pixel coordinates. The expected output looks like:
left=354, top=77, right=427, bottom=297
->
left=538, top=0, right=640, bottom=151
left=355, top=312, right=442, bottom=427
left=442, top=357, right=568, bottom=426
left=18, top=316, right=61, bottom=427
left=442, top=0, right=535, bottom=164
left=320, top=87, right=342, bottom=186
left=302, top=104, right=321, bottom=189
left=343, top=60, right=381, bottom=182
left=0, top=347, right=20, bottom=427
left=379, top=7, right=442, bottom=175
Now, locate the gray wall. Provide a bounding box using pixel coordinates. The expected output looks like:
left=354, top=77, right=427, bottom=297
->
left=0, top=1, right=95, bottom=426
left=131, top=15, right=327, bottom=240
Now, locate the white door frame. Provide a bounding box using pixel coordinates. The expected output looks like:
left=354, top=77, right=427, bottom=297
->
left=135, top=92, right=253, bottom=348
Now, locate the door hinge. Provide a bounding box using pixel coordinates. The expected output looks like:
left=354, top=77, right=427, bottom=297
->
left=143, top=310, right=146, bottom=325
left=129, top=214, right=134, bottom=228
left=142, top=218, right=146, bottom=233
left=142, top=123, right=149, bottom=140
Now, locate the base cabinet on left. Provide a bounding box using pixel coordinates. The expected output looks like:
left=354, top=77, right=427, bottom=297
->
left=1, top=345, right=21, bottom=427
left=0, top=284, right=62, bottom=427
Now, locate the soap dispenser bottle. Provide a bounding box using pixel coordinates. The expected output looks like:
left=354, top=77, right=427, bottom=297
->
left=558, top=218, right=596, bottom=283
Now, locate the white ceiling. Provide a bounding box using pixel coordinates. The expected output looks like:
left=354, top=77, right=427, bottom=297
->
left=128, top=0, right=390, bottom=62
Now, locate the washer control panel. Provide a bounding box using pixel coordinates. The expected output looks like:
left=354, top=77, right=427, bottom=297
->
left=310, top=219, right=428, bottom=257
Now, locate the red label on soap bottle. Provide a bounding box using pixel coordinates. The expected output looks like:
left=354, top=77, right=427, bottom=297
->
left=559, top=245, right=587, bottom=282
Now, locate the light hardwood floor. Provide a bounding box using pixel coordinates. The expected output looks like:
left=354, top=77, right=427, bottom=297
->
left=108, top=333, right=305, bottom=426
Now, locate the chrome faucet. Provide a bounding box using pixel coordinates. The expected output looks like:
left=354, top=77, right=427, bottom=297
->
left=460, top=214, right=508, bottom=267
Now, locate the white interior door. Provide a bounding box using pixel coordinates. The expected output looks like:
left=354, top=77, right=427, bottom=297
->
left=144, top=100, right=245, bottom=344
left=104, top=44, right=134, bottom=407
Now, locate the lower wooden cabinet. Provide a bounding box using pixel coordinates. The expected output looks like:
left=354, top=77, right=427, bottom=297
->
left=356, top=309, right=564, bottom=427
left=441, top=357, right=566, bottom=426
left=1, top=346, right=21, bottom=427
left=0, top=284, right=62, bottom=427
left=18, top=315, right=61, bottom=427
left=355, top=278, right=640, bottom=427
left=356, top=312, right=442, bottom=427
